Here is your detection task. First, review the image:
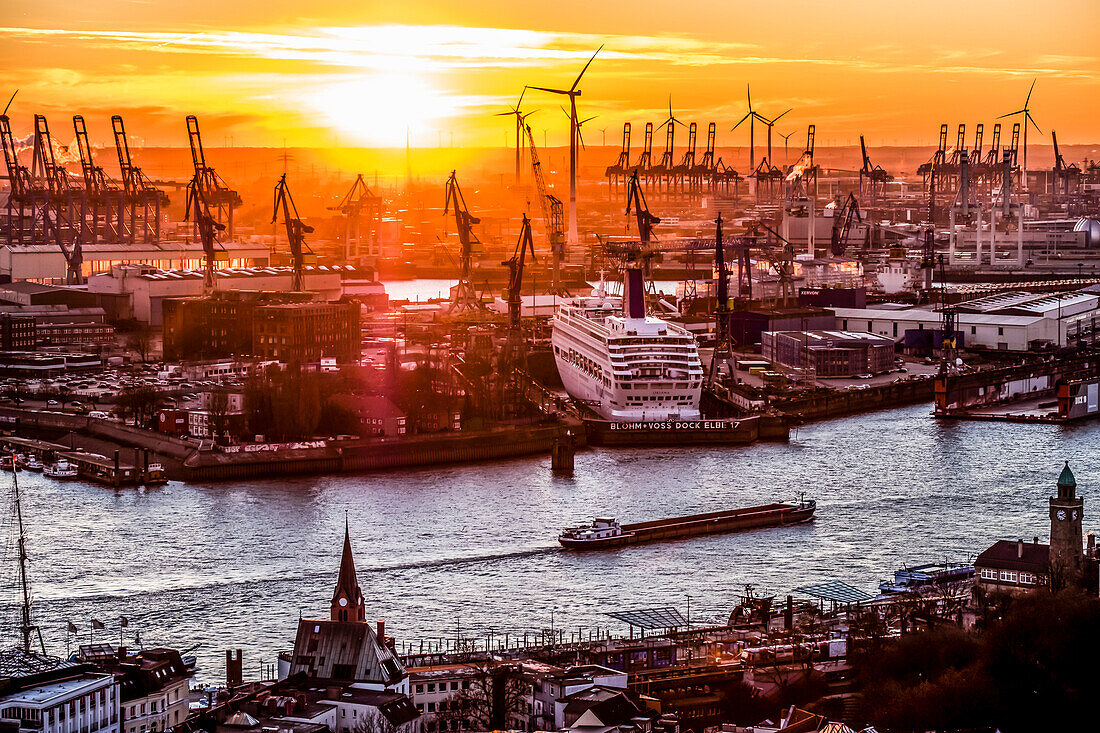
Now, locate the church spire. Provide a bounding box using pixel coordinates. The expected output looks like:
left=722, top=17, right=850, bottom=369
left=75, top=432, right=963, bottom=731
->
left=331, top=513, right=365, bottom=623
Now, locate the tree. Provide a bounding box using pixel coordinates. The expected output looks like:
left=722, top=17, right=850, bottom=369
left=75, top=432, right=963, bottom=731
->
left=352, top=709, right=407, bottom=733
left=114, top=386, right=160, bottom=429
left=436, top=660, right=528, bottom=731
left=127, top=324, right=155, bottom=363
left=209, top=388, right=230, bottom=443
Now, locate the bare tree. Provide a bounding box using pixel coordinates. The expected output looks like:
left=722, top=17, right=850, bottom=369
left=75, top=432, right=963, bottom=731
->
left=127, top=324, right=154, bottom=363
left=436, top=659, right=528, bottom=731
left=352, top=709, right=412, bottom=733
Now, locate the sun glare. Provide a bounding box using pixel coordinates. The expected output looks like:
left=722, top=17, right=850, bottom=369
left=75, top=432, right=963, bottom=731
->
left=308, top=74, right=464, bottom=148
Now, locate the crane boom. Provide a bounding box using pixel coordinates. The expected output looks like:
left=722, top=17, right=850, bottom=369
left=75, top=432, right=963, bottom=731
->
left=272, top=174, right=314, bottom=292
left=524, top=124, right=567, bottom=294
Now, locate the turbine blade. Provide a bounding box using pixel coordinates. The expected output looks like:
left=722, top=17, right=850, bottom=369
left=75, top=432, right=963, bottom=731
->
left=572, top=45, right=603, bottom=91
left=746, top=83, right=752, bottom=112
left=518, top=86, right=526, bottom=108
left=1027, top=113, right=1041, bottom=134
left=529, top=86, right=569, bottom=95
left=732, top=112, right=751, bottom=130
left=1025, top=78, right=1036, bottom=107
left=773, top=108, right=792, bottom=123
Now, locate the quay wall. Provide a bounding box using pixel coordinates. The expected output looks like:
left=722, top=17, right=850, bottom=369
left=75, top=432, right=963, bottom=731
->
left=774, top=379, right=935, bottom=423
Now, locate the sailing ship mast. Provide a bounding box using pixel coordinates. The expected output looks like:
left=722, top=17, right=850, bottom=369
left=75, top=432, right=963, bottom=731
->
left=10, top=456, right=44, bottom=654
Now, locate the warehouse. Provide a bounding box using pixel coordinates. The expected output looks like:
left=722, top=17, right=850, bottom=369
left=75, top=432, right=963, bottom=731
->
left=762, top=330, right=896, bottom=377
left=829, top=290, right=1100, bottom=352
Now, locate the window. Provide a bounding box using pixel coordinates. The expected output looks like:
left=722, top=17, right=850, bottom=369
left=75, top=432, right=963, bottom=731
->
left=450, top=681, right=458, bottom=691
left=971, top=326, right=976, bottom=335
left=416, top=685, right=423, bottom=694
left=998, top=327, right=1004, bottom=336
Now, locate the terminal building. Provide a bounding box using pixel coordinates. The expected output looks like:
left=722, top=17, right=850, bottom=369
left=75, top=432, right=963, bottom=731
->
left=762, top=330, right=896, bottom=377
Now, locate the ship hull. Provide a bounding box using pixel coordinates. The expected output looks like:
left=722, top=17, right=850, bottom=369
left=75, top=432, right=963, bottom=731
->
left=559, top=502, right=815, bottom=550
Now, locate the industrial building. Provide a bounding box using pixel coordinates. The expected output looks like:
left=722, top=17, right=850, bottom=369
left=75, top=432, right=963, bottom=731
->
left=162, top=290, right=360, bottom=364
left=762, top=330, right=896, bottom=377
left=830, top=290, right=1100, bottom=351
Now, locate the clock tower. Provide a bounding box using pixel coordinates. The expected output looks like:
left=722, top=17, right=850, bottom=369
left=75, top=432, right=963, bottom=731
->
left=1049, top=461, right=1084, bottom=589
left=331, top=516, right=366, bottom=623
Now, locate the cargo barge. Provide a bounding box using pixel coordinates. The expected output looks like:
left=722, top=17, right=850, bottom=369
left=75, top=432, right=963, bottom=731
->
left=558, top=498, right=815, bottom=549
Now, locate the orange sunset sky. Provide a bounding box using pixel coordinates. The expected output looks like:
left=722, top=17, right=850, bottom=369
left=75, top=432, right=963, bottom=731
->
left=2, top=0, right=1098, bottom=150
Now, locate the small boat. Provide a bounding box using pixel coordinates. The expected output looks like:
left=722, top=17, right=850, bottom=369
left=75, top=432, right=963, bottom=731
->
left=144, top=463, right=168, bottom=486
left=559, top=497, right=816, bottom=549
left=23, top=457, right=43, bottom=472
left=0, top=456, right=17, bottom=473
left=878, top=561, right=974, bottom=595
left=44, top=460, right=79, bottom=479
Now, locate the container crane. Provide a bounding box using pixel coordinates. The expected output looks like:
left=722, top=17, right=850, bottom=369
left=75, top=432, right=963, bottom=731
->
left=524, top=124, right=567, bottom=294
left=73, top=115, right=124, bottom=244
left=112, top=115, right=168, bottom=243
left=31, top=115, right=82, bottom=283
left=709, top=213, right=735, bottom=385
left=501, top=214, right=537, bottom=364
left=443, top=171, right=485, bottom=312
left=272, top=174, right=313, bottom=292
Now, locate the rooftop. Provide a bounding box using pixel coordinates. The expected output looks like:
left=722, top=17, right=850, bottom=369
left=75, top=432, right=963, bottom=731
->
left=976, top=539, right=1049, bottom=572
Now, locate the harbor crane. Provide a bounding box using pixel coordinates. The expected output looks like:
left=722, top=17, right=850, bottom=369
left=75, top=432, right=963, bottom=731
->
left=443, top=171, right=486, bottom=312
left=858, top=135, right=891, bottom=202
left=524, top=123, right=568, bottom=294
left=112, top=115, right=168, bottom=243
left=829, top=193, right=864, bottom=256
left=329, top=174, right=382, bottom=261
left=186, top=115, right=241, bottom=239
left=271, top=174, right=314, bottom=292
left=709, top=213, right=735, bottom=385
left=1051, top=131, right=1081, bottom=202
left=185, top=173, right=226, bottom=294
left=73, top=115, right=125, bottom=244
left=605, top=122, right=631, bottom=190
left=502, top=215, right=537, bottom=346
left=31, top=115, right=82, bottom=284
left=0, top=114, right=37, bottom=244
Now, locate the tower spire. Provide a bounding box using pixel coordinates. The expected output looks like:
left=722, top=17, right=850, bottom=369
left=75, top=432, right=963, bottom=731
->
left=331, top=514, right=365, bottom=623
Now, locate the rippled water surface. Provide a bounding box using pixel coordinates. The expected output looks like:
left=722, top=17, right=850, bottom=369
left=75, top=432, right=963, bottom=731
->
left=2, top=403, right=1095, bottom=680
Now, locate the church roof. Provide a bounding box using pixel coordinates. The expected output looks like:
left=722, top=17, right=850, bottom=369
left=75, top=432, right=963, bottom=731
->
left=1059, top=461, right=1077, bottom=488
left=288, top=619, right=406, bottom=685
left=332, top=517, right=363, bottom=606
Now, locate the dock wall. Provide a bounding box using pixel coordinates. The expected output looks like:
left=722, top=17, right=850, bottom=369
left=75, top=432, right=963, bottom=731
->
left=774, top=379, right=935, bottom=423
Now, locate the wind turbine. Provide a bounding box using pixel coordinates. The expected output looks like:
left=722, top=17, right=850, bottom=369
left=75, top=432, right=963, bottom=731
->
left=530, top=45, right=602, bottom=245
left=998, top=78, right=1041, bottom=190
left=561, top=107, right=598, bottom=150
left=495, top=87, right=535, bottom=185
left=733, top=84, right=790, bottom=170
left=778, top=130, right=796, bottom=168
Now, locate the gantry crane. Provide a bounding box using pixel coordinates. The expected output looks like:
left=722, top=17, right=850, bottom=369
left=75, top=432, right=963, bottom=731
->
left=709, top=212, right=735, bottom=385
left=73, top=115, right=125, bottom=244
left=185, top=173, right=226, bottom=294
left=605, top=123, right=631, bottom=190
left=1, top=114, right=37, bottom=244
left=501, top=214, right=537, bottom=363
left=443, top=171, right=485, bottom=312
left=329, top=174, right=382, bottom=261
left=112, top=115, right=168, bottom=243
left=272, top=174, right=314, bottom=292
left=31, top=115, right=82, bottom=283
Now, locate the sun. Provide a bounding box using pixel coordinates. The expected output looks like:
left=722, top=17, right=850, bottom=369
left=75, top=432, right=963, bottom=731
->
left=307, top=73, right=462, bottom=148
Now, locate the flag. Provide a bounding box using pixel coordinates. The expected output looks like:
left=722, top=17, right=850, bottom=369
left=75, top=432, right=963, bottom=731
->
left=120, top=616, right=129, bottom=627
left=91, top=619, right=104, bottom=630
left=67, top=621, right=78, bottom=634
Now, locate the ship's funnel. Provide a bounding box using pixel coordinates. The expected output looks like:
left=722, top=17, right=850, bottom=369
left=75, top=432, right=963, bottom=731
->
left=623, top=268, right=645, bottom=319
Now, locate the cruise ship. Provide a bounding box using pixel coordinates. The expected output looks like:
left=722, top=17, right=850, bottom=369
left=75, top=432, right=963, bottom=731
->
left=552, top=269, right=704, bottom=422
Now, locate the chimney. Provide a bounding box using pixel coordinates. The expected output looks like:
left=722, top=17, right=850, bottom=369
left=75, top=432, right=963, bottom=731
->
left=1034, top=536, right=1039, bottom=544
left=377, top=620, right=386, bottom=642
left=1088, top=532, right=1096, bottom=555
left=623, top=269, right=645, bottom=319
left=1017, top=539, right=1024, bottom=558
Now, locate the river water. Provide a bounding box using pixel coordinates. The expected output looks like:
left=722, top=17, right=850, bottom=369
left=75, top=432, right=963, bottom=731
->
left=2, top=403, right=1096, bottom=681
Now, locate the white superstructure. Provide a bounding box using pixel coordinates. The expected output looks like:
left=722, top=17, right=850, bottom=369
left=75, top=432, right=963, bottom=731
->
left=552, top=271, right=703, bottom=421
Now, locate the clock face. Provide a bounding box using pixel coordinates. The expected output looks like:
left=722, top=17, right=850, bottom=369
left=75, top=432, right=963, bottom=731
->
left=1072, top=509, right=1080, bottom=521
left=338, top=597, right=348, bottom=607
left=1057, top=509, right=1067, bottom=521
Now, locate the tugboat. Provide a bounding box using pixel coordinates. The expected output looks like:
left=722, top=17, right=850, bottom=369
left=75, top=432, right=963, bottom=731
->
left=559, top=497, right=816, bottom=549
left=44, top=459, right=79, bottom=479
left=144, top=462, right=168, bottom=486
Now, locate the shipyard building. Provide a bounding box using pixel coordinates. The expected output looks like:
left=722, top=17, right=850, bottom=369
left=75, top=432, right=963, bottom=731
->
left=162, top=290, right=360, bottom=364
left=762, top=330, right=896, bottom=377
